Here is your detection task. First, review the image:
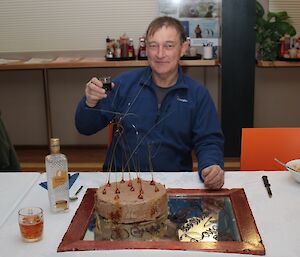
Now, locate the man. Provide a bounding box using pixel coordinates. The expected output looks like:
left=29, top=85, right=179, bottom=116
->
left=75, top=16, right=224, bottom=189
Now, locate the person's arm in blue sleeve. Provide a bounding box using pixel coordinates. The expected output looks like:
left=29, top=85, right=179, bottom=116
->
left=193, top=88, right=224, bottom=189
left=75, top=77, right=114, bottom=135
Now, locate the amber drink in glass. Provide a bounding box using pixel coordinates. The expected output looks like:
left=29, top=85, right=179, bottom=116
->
left=18, top=207, right=43, bottom=242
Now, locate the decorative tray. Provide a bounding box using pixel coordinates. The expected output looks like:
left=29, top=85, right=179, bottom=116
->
left=58, top=188, right=265, bottom=255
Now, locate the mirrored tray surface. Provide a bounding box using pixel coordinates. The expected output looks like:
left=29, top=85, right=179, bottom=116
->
left=58, top=188, right=265, bottom=255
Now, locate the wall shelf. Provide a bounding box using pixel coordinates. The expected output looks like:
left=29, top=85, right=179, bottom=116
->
left=257, top=60, right=300, bottom=68
left=0, top=50, right=219, bottom=70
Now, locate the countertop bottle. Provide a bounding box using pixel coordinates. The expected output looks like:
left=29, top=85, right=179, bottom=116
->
left=120, top=34, right=129, bottom=58
left=128, top=38, right=135, bottom=58
left=279, top=37, right=285, bottom=58
left=114, top=40, right=121, bottom=58
left=105, top=36, right=114, bottom=59
left=138, top=37, right=147, bottom=58
left=45, top=138, right=69, bottom=213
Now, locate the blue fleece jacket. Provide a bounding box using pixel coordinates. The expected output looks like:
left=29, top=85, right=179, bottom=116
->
left=75, top=66, right=224, bottom=177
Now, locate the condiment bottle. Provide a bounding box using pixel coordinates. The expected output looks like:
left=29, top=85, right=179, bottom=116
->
left=284, top=34, right=291, bottom=55
left=105, top=36, right=114, bottom=59
left=279, top=37, right=285, bottom=58
left=128, top=38, right=135, bottom=58
left=185, top=37, right=191, bottom=56
left=138, top=37, right=147, bottom=58
left=114, top=40, right=121, bottom=58
left=120, top=34, right=129, bottom=58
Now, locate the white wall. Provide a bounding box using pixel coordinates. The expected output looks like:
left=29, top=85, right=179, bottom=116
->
left=0, top=0, right=157, bottom=52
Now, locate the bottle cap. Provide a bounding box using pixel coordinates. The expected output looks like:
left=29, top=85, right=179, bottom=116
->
left=50, top=138, right=60, bottom=154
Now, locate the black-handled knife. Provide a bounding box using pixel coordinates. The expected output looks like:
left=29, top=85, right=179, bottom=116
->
left=262, top=175, right=272, bottom=198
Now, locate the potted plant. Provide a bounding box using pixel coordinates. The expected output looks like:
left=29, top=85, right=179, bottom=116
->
left=255, top=1, right=296, bottom=61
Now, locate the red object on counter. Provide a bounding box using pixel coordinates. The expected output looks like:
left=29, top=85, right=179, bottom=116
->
left=279, top=38, right=285, bottom=57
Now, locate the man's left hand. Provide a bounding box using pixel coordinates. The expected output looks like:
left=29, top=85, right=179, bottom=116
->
left=202, top=165, right=224, bottom=190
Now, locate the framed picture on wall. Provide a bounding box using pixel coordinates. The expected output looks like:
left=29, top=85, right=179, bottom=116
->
left=158, top=0, right=221, bottom=47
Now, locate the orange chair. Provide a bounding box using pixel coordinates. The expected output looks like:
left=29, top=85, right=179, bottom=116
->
left=240, top=128, right=300, bottom=171
left=107, top=123, right=113, bottom=146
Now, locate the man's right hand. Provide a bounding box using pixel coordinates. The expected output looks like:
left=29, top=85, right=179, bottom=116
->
left=85, top=77, right=108, bottom=108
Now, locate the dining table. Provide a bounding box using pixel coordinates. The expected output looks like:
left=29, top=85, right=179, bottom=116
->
left=0, top=171, right=299, bottom=257
left=0, top=172, right=40, bottom=228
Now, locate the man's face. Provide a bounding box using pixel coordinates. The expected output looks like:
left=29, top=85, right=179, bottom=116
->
left=146, top=26, right=188, bottom=81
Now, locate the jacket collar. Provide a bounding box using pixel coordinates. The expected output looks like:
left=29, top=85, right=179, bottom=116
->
left=140, top=66, right=188, bottom=90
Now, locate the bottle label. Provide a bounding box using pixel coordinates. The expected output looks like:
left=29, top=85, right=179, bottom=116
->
left=139, top=49, right=146, bottom=57
left=52, top=170, right=68, bottom=188
left=128, top=49, right=134, bottom=57
left=55, top=200, right=68, bottom=210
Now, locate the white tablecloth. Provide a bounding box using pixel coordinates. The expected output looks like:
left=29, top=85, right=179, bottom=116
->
left=0, top=171, right=300, bottom=257
left=0, top=172, right=40, bottom=228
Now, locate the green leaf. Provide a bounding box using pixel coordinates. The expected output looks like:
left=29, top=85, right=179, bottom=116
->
left=256, top=1, right=264, bottom=18
left=277, top=22, right=297, bottom=37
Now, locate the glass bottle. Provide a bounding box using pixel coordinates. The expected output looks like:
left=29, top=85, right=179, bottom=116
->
left=45, top=138, right=69, bottom=213
left=284, top=34, right=291, bottom=55
left=138, top=37, right=147, bottom=58
left=120, top=34, right=129, bottom=58
left=105, top=36, right=110, bottom=52
left=114, top=40, right=121, bottom=58
left=279, top=37, right=285, bottom=58
left=185, top=37, right=191, bottom=56
left=128, top=38, right=135, bottom=58
left=105, top=36, right=113, bottom=59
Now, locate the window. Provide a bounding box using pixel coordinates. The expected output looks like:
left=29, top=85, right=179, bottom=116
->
left=269, top=0, right=300, bottom=36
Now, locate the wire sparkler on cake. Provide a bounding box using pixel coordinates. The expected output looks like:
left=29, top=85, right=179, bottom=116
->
left=85, top=78, right=169, bottom=230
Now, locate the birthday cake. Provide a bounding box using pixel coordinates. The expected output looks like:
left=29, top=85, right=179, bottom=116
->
left=94, top=178, right=168, bottom=224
